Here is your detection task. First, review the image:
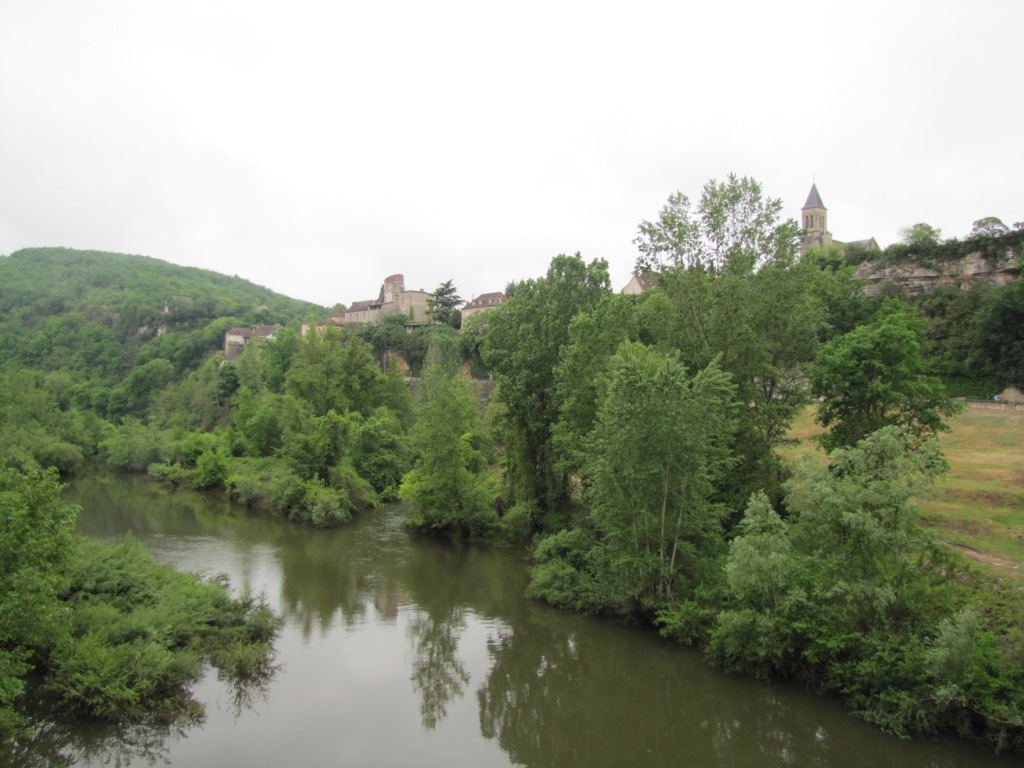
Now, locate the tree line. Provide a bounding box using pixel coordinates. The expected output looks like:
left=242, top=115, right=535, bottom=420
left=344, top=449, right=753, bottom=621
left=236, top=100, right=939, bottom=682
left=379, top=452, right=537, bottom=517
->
left=1, top=178, right=1023, bottom=752
left=400, top=175, right=1023, bottom=751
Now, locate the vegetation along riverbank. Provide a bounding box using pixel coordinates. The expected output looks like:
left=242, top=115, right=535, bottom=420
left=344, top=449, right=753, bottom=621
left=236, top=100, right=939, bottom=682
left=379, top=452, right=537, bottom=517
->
left=1, top=174, right=1022, bottom=753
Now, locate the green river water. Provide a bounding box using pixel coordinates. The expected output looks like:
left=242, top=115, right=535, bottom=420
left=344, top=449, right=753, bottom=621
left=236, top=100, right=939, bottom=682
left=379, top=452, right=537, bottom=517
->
left=14, top=475, right=1021, bottom=767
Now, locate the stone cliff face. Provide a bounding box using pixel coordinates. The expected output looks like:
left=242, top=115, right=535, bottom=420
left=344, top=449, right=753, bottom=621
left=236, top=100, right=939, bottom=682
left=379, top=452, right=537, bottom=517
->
left=853, top=251, right=1019, bottom=297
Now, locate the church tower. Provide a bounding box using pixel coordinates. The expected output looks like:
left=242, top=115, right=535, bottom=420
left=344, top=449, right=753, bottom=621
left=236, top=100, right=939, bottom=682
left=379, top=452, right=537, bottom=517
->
left=801, top=183, right=832, bottom=248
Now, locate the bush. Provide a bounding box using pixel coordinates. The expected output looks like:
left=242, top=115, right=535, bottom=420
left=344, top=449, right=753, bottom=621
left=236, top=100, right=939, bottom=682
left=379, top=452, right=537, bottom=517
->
left=494, top=501, right=534, bottom=546
left=225, top=473, right=264, bottom=507
left=102, top=420, right=169, bottom=472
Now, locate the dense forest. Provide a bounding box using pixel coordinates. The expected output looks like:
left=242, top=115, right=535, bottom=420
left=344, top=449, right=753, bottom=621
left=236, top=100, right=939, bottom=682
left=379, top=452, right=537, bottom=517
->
left=1, top=177, right=1023, bottom=754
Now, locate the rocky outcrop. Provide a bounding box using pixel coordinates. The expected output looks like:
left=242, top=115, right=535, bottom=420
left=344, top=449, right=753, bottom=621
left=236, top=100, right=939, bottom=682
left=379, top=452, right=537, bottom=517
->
left=854, top=251, right=1019, bottom=297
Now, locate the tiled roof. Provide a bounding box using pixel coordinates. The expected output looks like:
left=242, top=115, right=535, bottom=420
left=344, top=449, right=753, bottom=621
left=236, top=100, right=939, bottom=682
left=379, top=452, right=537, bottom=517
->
left=463, top=292, right=507, bottom=310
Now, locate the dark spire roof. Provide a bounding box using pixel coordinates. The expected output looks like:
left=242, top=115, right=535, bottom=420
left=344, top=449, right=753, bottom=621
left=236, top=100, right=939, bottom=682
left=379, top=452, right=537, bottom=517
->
left=803, top=183, right=825, bottom=210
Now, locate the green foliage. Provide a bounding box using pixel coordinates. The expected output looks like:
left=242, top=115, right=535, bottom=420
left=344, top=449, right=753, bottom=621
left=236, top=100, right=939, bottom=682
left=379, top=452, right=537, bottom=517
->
left=633, top=174, right=801, bottom=275
left=552, top=294, right=639, bottom=481
left=1, top=469, right=275, bottom=747
left=0, top=465, right=76, bottom=740
left=400, top=365, right=498, bottom=537
left=426, top=279, right=463, bottom=326
left=482, top=253, right=611, bottom=517
left=900, top=222, right=943, bottom=247
left=101, top=419, right=170, bottom=472
left=857, top=227, right=1024, bottom=268
left=812, top=305, right=962, bottom=452
left=643, top=255, right=828, bottom=506
left=706, top=427, right=1024, bottom=750
left=0, top=370, right=102, bottom=474
left=966, top=279, right=1024, bottom=386
left=524, top=527, right=609, bottom=613
left=48, top=535, right=281, bottom=723
left=970, top=216, right=1010, bottom=238
left=578, top=343, right=735, bottom=612
left=284, top=327, right=388, bottom=417
left=193, top=449, right=228, bottom=490
left=0, top=247, right=323, bottom=385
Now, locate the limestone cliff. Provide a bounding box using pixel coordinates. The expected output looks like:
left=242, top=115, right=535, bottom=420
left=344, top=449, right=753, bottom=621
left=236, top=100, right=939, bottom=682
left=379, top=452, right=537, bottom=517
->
left=853, top=251, right=1019, bottom=297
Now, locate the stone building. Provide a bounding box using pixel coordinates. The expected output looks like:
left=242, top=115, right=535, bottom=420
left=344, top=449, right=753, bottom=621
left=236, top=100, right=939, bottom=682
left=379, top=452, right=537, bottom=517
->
left=801, top=183, right=878, bottom=252
left=344, top=274, right=429, bottom=324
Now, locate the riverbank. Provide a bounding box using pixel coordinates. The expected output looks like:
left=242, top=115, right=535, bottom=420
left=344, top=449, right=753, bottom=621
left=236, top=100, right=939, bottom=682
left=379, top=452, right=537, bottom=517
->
left=24, top=475, right=1014, bottom=768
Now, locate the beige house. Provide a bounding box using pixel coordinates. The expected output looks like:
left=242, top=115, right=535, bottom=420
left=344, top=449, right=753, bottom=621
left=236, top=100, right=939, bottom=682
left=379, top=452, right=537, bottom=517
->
left=301, top=315, right=346, bottom=335
left=620, top=274, right=650, bottom=295
left=344, top=274, right=429, bottom=324
left=460, top=292, right=507, bottom=323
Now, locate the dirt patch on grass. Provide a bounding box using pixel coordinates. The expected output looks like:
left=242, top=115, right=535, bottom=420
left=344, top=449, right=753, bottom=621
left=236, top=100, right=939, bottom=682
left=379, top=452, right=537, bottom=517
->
left=942, top=488, right=1021, bottom=506
left=930, top=517, right=992, bottom=536
left=956, top=544, right=1024, bottom=572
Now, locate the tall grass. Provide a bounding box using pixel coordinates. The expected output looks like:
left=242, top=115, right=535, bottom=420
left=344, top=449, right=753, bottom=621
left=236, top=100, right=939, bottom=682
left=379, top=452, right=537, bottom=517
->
left=781, top=406, right=1024, bottom=580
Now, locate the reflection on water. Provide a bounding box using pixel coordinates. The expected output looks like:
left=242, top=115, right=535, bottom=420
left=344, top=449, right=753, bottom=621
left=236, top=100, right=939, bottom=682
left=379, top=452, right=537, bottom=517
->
left=407, top=607, right=470, bottom=730
left=12, top=699, right=202, bottom=768
left=41, top=474, right=1022, bottom=768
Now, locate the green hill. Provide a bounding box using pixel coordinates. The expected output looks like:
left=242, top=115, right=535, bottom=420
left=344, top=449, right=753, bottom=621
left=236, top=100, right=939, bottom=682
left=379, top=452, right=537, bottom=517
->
left=0, top=247, right=325, bottom=382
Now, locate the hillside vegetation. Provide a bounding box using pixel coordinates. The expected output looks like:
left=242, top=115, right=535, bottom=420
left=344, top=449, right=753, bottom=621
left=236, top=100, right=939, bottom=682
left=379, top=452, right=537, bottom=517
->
left=0, top=247, right=324, bottom=385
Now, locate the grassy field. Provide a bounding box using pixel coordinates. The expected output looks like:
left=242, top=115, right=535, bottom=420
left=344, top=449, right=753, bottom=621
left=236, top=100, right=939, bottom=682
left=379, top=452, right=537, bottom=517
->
left=780, top=405, right=1024, bottom=580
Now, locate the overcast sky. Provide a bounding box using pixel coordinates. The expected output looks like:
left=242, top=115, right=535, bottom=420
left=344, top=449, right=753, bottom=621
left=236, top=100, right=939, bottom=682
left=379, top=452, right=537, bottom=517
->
left=2, top=1, right=1021, bottom=308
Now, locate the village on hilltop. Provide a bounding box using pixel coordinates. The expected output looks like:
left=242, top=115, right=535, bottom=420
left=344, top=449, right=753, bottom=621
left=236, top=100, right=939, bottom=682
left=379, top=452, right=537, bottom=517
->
left=226, top=183, right=1018, bottom=360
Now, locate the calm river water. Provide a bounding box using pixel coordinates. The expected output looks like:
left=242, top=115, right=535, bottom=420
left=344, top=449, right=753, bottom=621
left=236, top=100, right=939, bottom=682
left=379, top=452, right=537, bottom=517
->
left=20, top=475, right=1020, bottom=767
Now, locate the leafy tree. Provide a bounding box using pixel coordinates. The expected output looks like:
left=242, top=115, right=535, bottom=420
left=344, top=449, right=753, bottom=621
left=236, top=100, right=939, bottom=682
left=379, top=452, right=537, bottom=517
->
left=580, top=343, right=736, bottom=611
left=284, top=327, right=387, bottom=417
left=108, top=358, right=175, bottom=421
left=400, top=365, right=497, bottom=536
left=968, top=279, right=1024, bottom=386
left=706, top=492, right=800, bottom=677
left=426, top=280, right=463, bottom=327
left=637, top=258, right=826, bottom=506
left=481, top=254, right=611, bottom=521
left=633, top=174, right=801, bottom=275
left=552, top=294, right=639, bottom=480
left=101, top=419, right=170, bottom=472
left=899, top=222, right=943, bottom=246
left=812, top=306, right=962, bottom=452
left=970, top=216, right=1010, bottom=238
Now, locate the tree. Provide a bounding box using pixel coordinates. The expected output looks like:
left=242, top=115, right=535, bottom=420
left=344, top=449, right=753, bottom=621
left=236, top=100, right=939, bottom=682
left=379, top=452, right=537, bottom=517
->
left=481, top=254, right=611, bottom=521
left=811, top=306, right=962, bottom=452
left=426, top=280, right=463, bottom=327
left=399, top=364, right=497, bottom=536
left=633, top=174, right=801, bottom=275
left=899, top=222, right=942, bottom=246
left=635, top=255, right=828, bottom=507
left=970, top=216, right=1010, bottom=238
left=580, top=343, right=735, bottom=609
left=284, top=327, right=387, bottom=417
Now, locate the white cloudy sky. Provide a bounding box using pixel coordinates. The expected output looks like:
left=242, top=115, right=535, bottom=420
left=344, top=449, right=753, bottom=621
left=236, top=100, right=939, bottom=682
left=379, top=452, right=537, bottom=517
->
left=2, top=1, right=1021, bottom=307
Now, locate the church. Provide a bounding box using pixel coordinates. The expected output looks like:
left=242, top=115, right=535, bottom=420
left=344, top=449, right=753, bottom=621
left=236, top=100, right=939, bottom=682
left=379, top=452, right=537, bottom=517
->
left=801, top=183, right=878, bottom=251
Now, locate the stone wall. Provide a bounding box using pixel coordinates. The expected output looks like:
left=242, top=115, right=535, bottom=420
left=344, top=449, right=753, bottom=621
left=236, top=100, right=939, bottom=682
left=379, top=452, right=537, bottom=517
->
left=853, top=251, right=1018, bottom=297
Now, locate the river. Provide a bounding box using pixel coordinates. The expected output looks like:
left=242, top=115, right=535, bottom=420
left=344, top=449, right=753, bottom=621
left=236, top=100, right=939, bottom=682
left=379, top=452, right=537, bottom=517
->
left=19, top=474, right=1020, bottom=767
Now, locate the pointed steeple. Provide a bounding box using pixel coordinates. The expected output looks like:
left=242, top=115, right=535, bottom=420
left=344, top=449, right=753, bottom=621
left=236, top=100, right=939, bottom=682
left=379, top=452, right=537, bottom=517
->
left=800, top=182, right=831, bottom=249
left=803, top=183, right=825, bottom=211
